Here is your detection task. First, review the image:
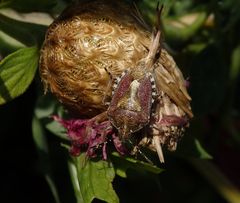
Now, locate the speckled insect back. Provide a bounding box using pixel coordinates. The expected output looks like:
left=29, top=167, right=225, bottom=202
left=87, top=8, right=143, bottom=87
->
left=39, top=0, right=193, bottom=163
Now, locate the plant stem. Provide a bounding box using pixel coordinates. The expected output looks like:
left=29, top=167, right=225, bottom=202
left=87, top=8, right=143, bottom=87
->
left=189, top=158, right=240, bottom=203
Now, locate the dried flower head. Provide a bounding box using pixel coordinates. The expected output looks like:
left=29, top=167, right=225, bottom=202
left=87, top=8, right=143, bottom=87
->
left=40, top=0, right=151, bottom=117
left=40, top=0, right=193, bottom=163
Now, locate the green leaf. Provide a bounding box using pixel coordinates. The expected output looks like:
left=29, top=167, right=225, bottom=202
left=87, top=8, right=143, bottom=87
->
left=138, top=0, right=175, bottom=22
left=68, top=161, right=84, bottom=203
left=0, top=0, right=57, bottom=12
left=32, top=115, right=49, bottom=155
left=0, top=13, right=47, bottom=46
left=74, top=154, right=119, bottom=203
left=0, top=46, right=39, bottom=104
left=35, top=94, right=68, bottom=140
left=35, top=94, right=60, bottom=119
left=194, top=139, right=212, bottom=159
left=163, top=12, right=207, bottom=45
left=230, top=46, right=240, bottom=82
left=45, top=120, right=68, bottom=140
left=0, top=31, right=24, bottom=56
left=177, top=120, right=212, bottom=159
left=111, top=152, right=164, bottom=178
left=137, top=0, right=205, bottom=45
left=32, top=116, right=61, bottom=203
left=0, top=9, right=54, bottom=26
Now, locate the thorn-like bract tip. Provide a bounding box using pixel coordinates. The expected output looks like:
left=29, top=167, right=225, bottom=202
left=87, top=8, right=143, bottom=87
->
left=153, top=136, right=165, bottom=163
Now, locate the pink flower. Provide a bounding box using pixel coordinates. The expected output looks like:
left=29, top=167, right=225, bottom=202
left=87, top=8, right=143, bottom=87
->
left=53, top=115, right=127, bottom=159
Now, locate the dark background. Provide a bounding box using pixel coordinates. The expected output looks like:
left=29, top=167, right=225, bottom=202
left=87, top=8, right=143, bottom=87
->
left=1, top=0, right=240, bottom=202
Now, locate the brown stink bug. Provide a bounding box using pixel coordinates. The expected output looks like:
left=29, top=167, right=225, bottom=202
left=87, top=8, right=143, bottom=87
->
left=107, top=6, right=163, bottom=139
left=107, top=67, right=153, bottom=139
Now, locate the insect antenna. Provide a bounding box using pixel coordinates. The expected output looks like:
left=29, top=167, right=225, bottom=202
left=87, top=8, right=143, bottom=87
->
left=132, top=1, right=150, bottom=30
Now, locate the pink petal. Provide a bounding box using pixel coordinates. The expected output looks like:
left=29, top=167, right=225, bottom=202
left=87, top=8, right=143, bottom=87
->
left=112, top=133, right=127, bottom=155
left=53, top=115, right=126, bottom=159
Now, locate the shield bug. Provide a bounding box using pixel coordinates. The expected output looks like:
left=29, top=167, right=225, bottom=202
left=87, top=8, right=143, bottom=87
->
left=107, top=6, right=163, bottom=139
left=107, top=67, right=153, bottom=139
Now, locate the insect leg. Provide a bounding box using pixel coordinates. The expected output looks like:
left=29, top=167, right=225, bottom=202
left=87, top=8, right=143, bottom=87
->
left=128, top=139, right=153, bottom=164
